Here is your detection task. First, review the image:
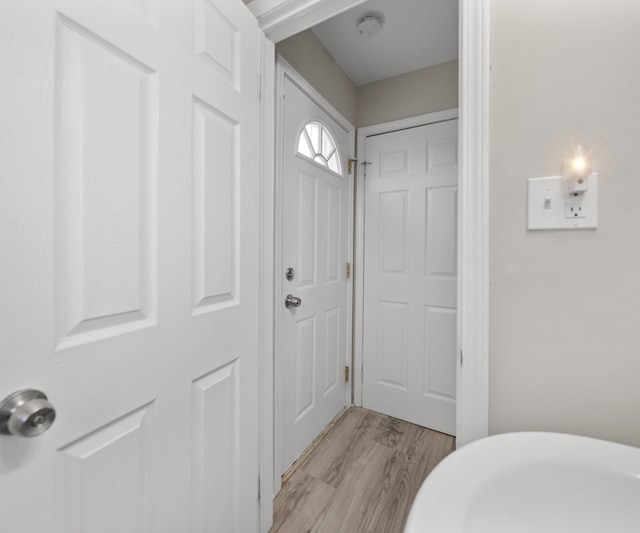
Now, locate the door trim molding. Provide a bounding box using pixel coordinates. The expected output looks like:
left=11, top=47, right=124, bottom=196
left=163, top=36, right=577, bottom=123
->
left=354, top=0, right=490, bottom=448
left=272, top=55, right=356, bottom=495
left=353, top=108, right=459, bottom=409
left=258, top=33, right=276, bottom=533
left=456, top=0, right=490, bottom=448
left=249, top=0, right=368, bottom=43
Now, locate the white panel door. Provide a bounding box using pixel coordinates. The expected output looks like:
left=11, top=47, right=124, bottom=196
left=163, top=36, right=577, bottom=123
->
left=0, top=1, right=261, bottom=532
left=362, top=120, right=458, bottom=435
left=279, top=76, right=350, bottom=473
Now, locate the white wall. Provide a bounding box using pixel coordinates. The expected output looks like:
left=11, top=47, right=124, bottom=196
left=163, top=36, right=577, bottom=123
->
left=356, top=60, right=458, bottom=127
left=275, top=30, right=358, bottom=125
left=490, top=0, right=640, bottom=447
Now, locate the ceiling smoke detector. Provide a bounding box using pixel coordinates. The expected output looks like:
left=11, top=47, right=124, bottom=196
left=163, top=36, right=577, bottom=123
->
left=357, top=14, right=383, bottom=38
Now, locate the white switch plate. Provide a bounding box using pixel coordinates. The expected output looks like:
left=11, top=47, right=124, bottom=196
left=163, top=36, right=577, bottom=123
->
left=527, top=174, right=598, bottom=230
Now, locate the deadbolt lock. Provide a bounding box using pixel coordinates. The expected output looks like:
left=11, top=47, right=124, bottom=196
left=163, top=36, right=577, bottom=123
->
left=285, top=267, right=295, bottom=281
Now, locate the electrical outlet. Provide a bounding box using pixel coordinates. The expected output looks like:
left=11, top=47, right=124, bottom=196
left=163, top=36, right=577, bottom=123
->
left=565, top=193, right=586, bottom=218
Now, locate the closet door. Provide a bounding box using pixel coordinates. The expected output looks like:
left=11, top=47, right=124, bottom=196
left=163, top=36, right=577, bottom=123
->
left=362, top=119, right=458, bottom=436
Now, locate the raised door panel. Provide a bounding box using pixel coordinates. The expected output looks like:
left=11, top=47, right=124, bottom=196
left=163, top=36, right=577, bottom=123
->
left=324, top=306, right=340, bottom=395
left=193, top=0, right=239, bottom=89
left=424, top=185, right=457, bottom=309
left=295, top=317, right=316, bottom=421
left=191, top=361, right=240, bottom=533
left=192, top=97, right=238, bottom=313
left=297, top=170, right=318, bottom=289
left=426, top=138, right=457, bottom=172
left=423, top=306, right=456, bottom=400
left=377, top=301, right=408, bottom=390
left=59, top=404, right=156, bottom=533
left=379, top=191, right=409, bottom=276
left=380, top=148, right=409, bottom=178
left=55, top=16, right=158, bottom=349
left=325, top=183, right=341, bottom=284
left=425, top=187, right=457, bottom=278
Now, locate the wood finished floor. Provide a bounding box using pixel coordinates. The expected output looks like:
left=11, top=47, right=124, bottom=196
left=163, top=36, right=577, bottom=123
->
left=271, top=407, right=455, bottom=533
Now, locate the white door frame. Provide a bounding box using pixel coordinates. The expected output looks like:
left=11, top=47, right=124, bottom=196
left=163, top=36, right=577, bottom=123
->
left=258, top=32, right=277, bottom=533
left=254, top=1, right=489, bottom=531
left=272, top=56, right=355, bottom=493
left=354, top=107, right=459, bottom=414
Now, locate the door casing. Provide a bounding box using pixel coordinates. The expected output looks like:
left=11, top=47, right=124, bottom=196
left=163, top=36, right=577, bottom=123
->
left=255, top=2, right=490, bottom=532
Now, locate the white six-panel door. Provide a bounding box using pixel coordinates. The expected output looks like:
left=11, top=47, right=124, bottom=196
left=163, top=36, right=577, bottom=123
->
left=278, top=75, right=350, bottom=474
left=0, top=1, right=261, bottom=531
left=362, top=120, right=458, bottom=436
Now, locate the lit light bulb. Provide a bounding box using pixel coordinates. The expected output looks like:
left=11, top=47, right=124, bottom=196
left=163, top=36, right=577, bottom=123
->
left=569, top=145, right=589, bottom=178
left=564, top=145, right=591, bottom=196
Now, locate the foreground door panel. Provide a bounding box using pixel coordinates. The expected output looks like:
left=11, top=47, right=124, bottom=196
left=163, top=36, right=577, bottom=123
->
left=0, top=1, right=261, bottom=531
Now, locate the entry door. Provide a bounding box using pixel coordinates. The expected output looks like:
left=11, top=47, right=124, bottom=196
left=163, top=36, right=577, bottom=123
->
left=0, top=1, right=261, bottom=531
left=279, top=76, right=350, bottom=473
left=362, top=120, right=458, bottom=435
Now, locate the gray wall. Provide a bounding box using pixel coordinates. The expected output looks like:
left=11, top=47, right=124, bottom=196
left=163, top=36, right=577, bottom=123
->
left=356, top=60, right=458, bottom=127
left=275, top=30, right=358, bottom=125
left=490, top=0, right=640, bottom=446
left=275, top=0, right=640, bottom=447
left=276, top=32, right=458, bottom=128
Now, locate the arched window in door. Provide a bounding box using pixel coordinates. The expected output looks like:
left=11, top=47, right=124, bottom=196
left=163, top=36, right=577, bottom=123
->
left=297, top=121, right=342, bottom=175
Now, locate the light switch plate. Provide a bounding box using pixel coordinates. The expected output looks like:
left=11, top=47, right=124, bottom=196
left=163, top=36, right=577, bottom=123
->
left=527, top=174, right=598, bottom=230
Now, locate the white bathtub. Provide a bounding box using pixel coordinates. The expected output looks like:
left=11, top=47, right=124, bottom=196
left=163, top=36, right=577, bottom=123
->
left=405, top=432, right=640, bottom=533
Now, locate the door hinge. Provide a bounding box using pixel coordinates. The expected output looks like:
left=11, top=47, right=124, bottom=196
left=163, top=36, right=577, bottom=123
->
left=345, top=366, right=350, bottom=383
left=257, top=74, right=261, bottom=100
left=346, top=262, right=351, bottom=279
left=460, top=348, right=464, bottom=367
left=348, top=158, right=357, bottom=174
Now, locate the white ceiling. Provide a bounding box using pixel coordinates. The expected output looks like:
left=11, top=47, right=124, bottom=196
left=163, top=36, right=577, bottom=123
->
left=311, top=0, right=458, bottom=87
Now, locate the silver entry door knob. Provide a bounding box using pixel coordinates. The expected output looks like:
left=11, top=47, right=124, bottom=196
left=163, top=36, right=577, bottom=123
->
left=0, top=389, right=56, bottom=437
left=285, top=294, right=302, bottom=308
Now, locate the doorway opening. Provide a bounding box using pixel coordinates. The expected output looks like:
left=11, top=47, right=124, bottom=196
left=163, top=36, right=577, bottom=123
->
left=357, top=113, right=459, bottom=436
left=254, top=1, right=490, bottom=530
left=271, top=0, right=462, bottom=488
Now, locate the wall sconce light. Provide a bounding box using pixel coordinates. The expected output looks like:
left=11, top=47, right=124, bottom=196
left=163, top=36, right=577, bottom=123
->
left=527, top=144, right=598, bottom=230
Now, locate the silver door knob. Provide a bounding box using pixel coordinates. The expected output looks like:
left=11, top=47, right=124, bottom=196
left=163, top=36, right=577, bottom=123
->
left=0, top=389, right=56, bottom=437
left=285, top=294, right=302, bottom=308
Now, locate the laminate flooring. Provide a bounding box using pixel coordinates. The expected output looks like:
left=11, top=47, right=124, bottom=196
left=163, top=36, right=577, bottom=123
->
left=271, top=407, right=456, bottom=533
